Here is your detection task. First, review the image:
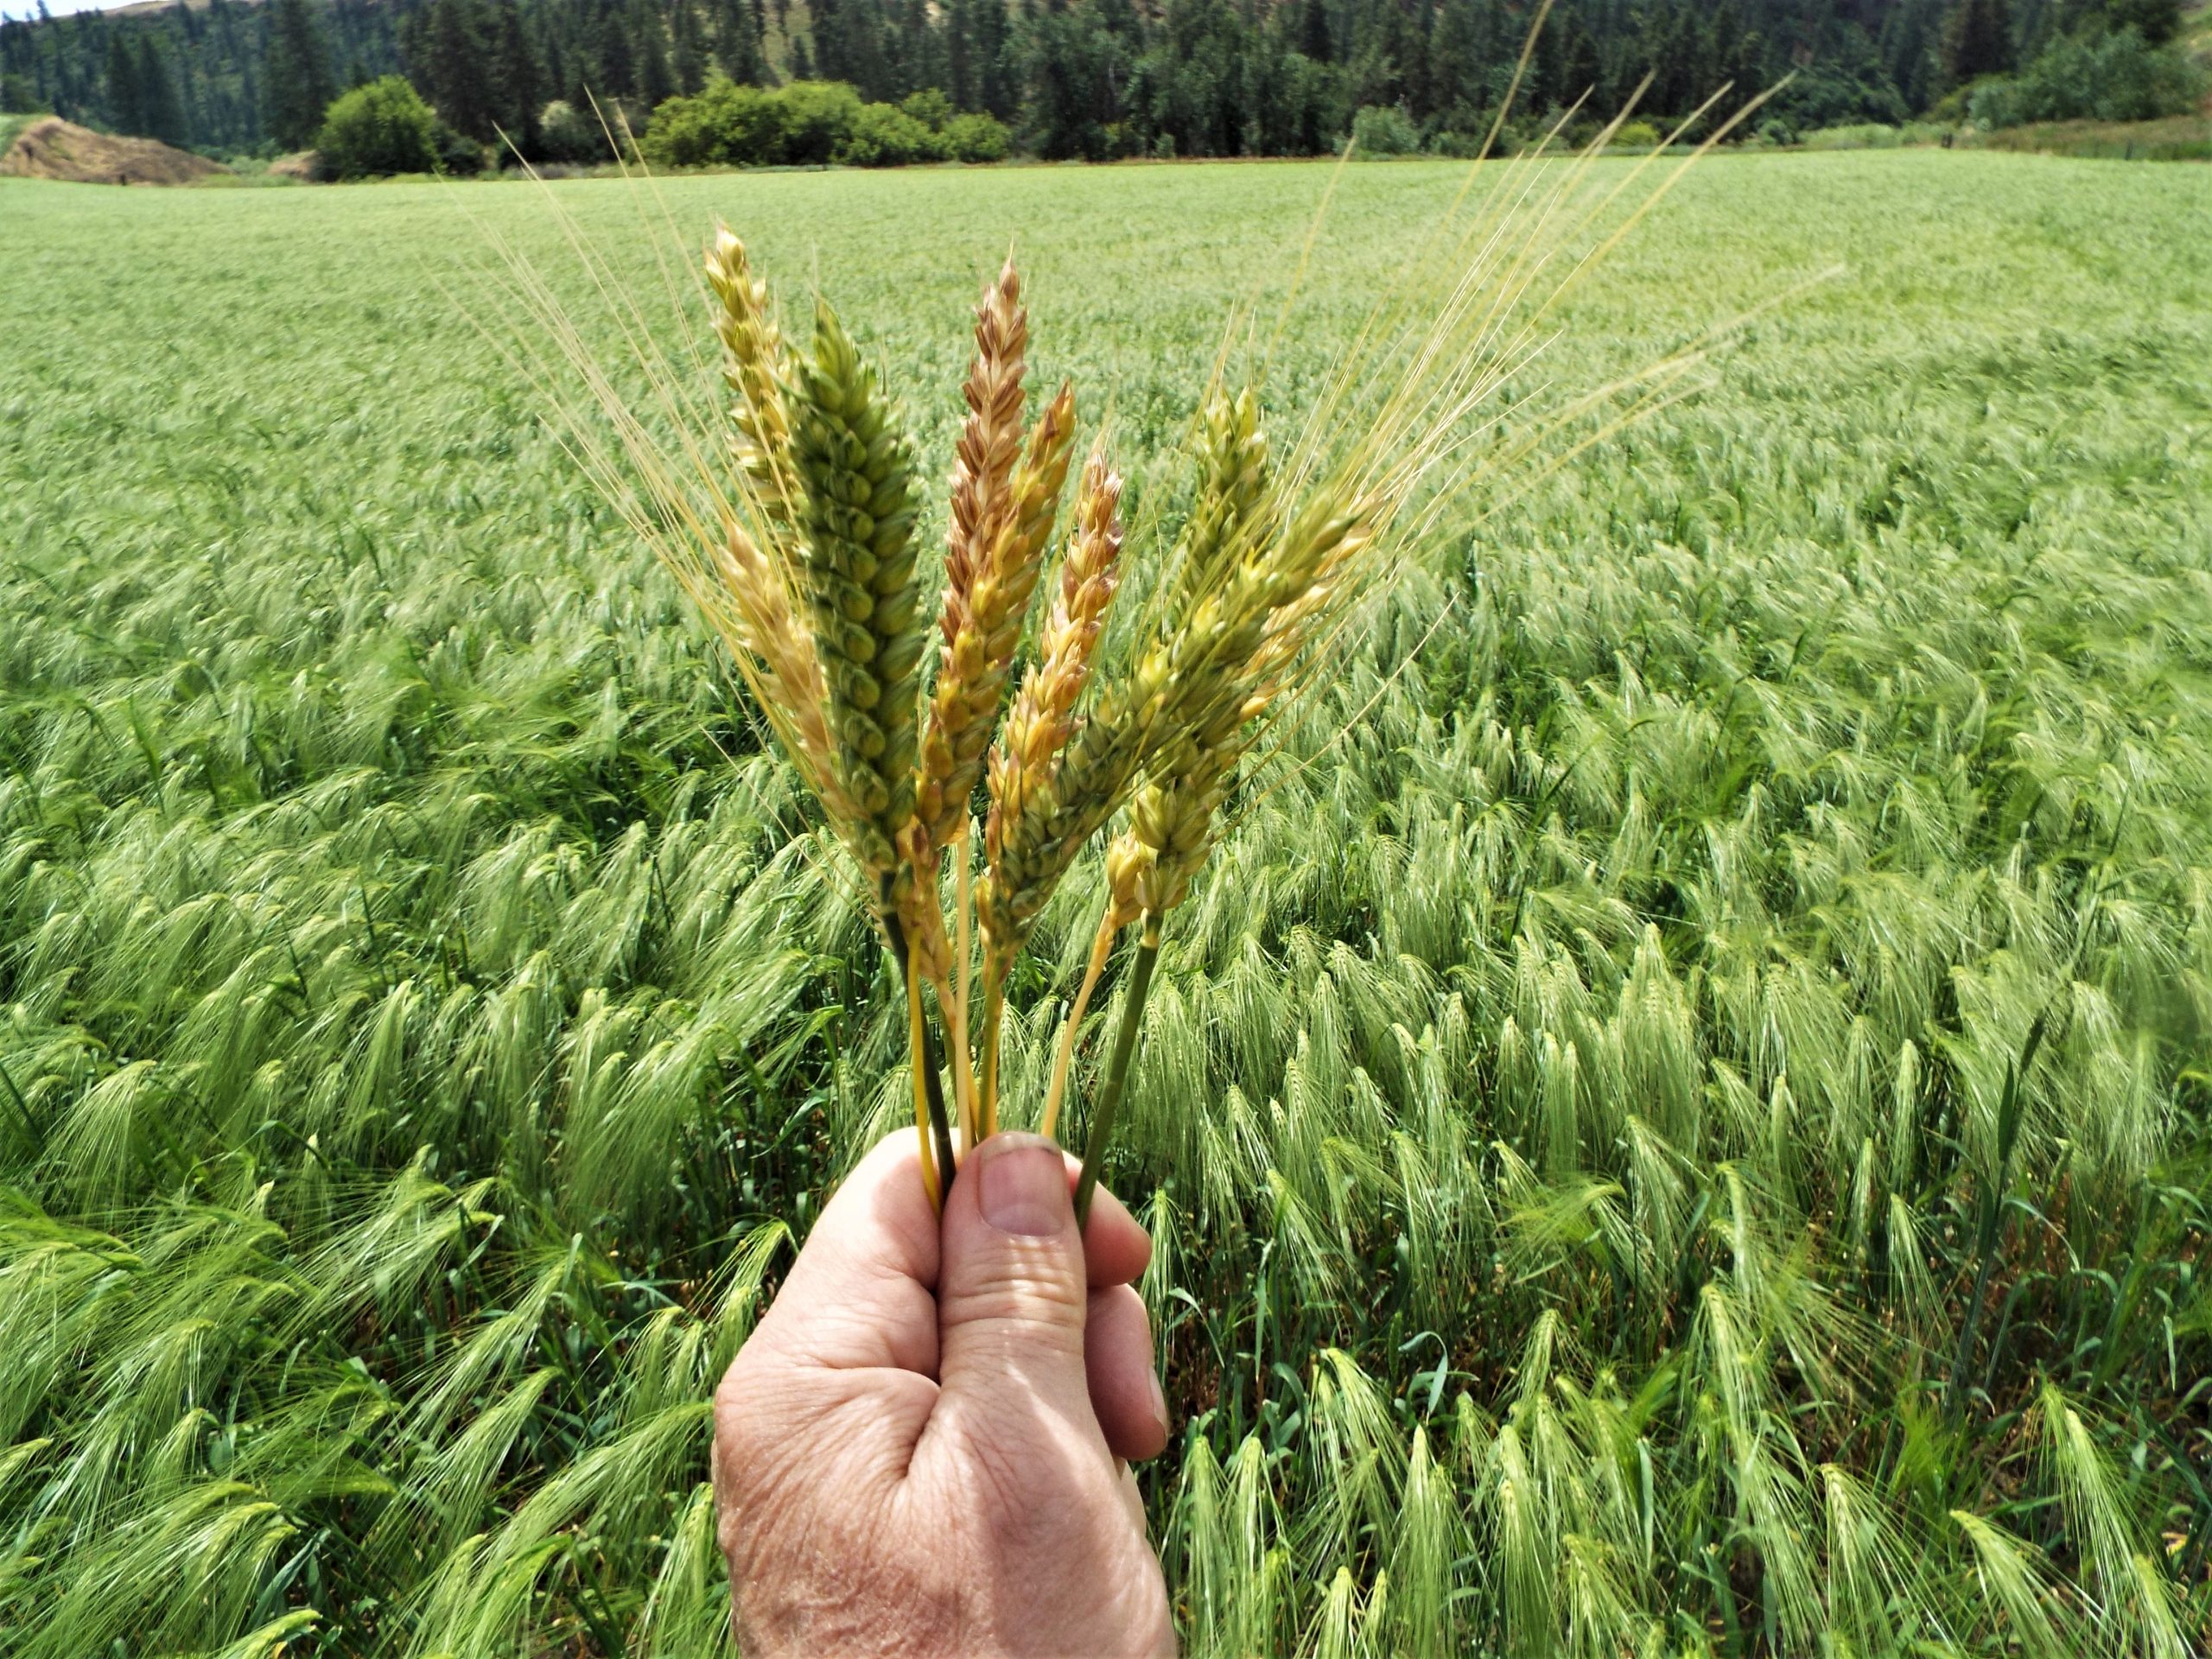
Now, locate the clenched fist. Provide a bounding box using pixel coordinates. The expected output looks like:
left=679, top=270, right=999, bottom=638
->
left=712, top=1131, right=1177, bottom=1657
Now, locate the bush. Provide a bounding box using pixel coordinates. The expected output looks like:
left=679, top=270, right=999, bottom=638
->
left=1802, top=121, right=1955, bottom=150
left=777, top=79, right=867, bottom=165
left=641, top=78, right=1008, bottom=169
left=639, top=79, right=774, bottom=166
left=1612, top=119, right=1662, bottom=149
left=1348, top=104, right=1420, bottom=157
left=537, top=99, right=609, bottom=164
left=841, top=101, right=944, bottom=166
left=1427, top=127, right=1491, bottom=159
left=1969, top=28, right=2208, bottom=127
left=900, top=88, right=955, bottom=132
left=1, top=71, right=48, bottom=114
left=314, top=77, right=442, bottom=179
left=941, top=111, right=1012, bottom=163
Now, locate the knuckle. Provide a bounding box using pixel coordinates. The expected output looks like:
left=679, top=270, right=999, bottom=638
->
left=943, top=1243, right=1089, bottom=1332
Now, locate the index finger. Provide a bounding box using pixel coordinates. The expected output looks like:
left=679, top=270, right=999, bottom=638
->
left=747, top=1130, right=944, bottom=1375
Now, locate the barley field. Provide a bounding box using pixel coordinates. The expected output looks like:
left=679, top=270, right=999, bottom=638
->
left=2, top=150, right=2209, bottom=1656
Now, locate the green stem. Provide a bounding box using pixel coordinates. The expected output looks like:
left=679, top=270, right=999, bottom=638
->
left=883, top=911, right=958, bottom=1188
left=1946, top=1006, right=2050, bottom=1423
left=1074, top=922, right=1160, bottom=1228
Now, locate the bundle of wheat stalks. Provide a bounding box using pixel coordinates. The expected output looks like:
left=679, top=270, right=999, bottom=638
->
left=504, top=71, right=1737, bottom=1212
left=690, top=232, right=1400, bottom=1213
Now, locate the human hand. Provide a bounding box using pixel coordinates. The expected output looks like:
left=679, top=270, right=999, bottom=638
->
left=712, top=1131, right=1176, bottom=1657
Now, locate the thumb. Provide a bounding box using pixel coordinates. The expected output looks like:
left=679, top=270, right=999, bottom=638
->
left=935, top=1133, right=1096, bottom=1426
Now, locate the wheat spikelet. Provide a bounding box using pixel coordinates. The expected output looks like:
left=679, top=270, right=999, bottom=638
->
left=702, top=228, right=800, bottom=528
left=912, top=378, right=1077, bottom=868
left=698, top=521, right=856, bottom=828
left=976, top=396, right=1278, bottom=970
left=1129, top=500, right=1376, bottom=921
left=976, top=688, right=1142, bottom=976
left=911, top=261, right=1030, bottom=855
left=986, top=450, right=1125, bottom=871
left=788, top=300, right=925, bottom=887
left=1160, top=390, right=1276, bottom=638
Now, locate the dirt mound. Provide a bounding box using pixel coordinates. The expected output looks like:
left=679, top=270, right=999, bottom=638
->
left=0, top=117, right=228, bottom=186
left=267, top=149, right=319, bottom=181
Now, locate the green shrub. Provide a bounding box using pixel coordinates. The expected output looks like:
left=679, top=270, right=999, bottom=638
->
left=1969, top=27, right=2208, bottom=127
left=840, top=101, right=945, bottom=166
left=313, top=76, right=442, bottom=179
left=639, top=79, right=774, bottom=167
left=1427, top=126, right=1491, bottom=158
left=1803, top=122, right=1903, bottom=149
left=1612, top=118, right=1661, bottom=149
left=942, top=111, right=1012, bottom=162
left=777, top=80, right=867, bottom=165
left=1348, top=104, right=1420, bottom=156
left=1, top=70, right=48, bottom=115
left=642, top=78, right=1008, bottom=168
left=537, top=99, right=609, bottom=164
left=1802, top=121, right=1956, bottom=149
left=900, top=87, right=955, bottom=132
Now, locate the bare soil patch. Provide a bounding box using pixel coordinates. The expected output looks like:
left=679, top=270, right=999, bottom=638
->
left=0, top=117, right=229, bottom=185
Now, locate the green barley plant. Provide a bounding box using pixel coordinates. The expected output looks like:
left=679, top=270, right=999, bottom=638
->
left=3, top=143, right=2209, bottom=1659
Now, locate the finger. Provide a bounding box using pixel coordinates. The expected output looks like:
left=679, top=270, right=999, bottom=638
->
left=1086, top=1284, right=1168, bottom=1462
left=932, top=1133, right=1096, bottom=1430
left=745, top=1131, right=942, bottom=1376
left=1077, top=1171, right=1151, bottom=1289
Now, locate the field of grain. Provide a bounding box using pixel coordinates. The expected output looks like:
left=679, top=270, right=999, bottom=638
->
left=3, top=151, right=2209, bottom=1656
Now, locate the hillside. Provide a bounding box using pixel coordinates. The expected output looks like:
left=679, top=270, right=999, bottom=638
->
left=0, top=112, right=227, bottom=181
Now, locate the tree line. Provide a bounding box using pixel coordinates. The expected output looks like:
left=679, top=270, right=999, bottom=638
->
left=0, top=0, right=2195, bottom=163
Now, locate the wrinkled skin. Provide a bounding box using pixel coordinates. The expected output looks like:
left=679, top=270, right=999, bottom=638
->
left=714, top=1131, right=1176, bottom=1658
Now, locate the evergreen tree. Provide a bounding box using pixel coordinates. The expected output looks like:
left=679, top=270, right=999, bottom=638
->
left=486, top=0, right=539, bottom=151
left=136, top=33, right=186, bottom=143
left=1942, top=0, right=2014, bottom=80
left=104, top=28, right=142, bottom=133
left=671, top=0, right=706, bottom=93
left=1298, top=0, right=1331, bottom=64
left=715, top=0, right=763, bottom=84
left=591, top=0, right=634, bottom=99
left=634, top=4, right=675, bottom=105
left=262, top=0, right=334, bottom=149
left=418, top=0, right=495, bottom=141
left=1562, top=23, right=1602, bottom=106
left=543, top=27, right=568, bottom=102
left=1527, top=5, right=1564, bottom=111
left=1878, top=0, right=1944, bottom=107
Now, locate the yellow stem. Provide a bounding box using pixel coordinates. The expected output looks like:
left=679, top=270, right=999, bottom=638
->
left=952, top=826, right=978, bottom=1135
left=908, top=945, right=942, bottom=1213
left=979, top=976, right=1005, bottom=1140
left=1041, top=909, right=1120, bottom=1143
left=933, top=969, right=976, bottom=1150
